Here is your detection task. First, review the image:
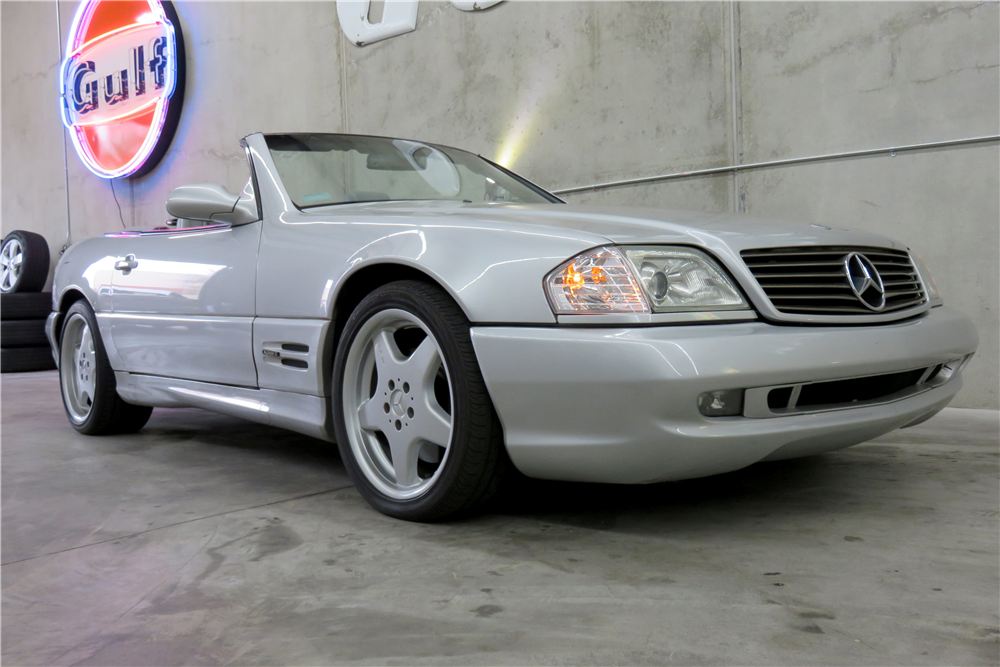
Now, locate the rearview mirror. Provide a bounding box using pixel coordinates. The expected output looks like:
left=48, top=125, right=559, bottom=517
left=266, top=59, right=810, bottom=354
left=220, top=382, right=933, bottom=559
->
left=366, top=151, right=412, bottom=171
left=166, top=184, right=258, bottom=226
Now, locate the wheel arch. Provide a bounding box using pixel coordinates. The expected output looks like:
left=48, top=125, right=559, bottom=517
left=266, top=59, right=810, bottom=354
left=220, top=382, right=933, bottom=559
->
left=51, top=287, right=88, bottom=343
left=328, top=261, right=470, bottom=357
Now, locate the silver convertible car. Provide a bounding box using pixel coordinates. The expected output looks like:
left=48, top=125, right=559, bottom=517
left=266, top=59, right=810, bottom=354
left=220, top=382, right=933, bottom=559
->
left=48, top=133, right=978, bottom=520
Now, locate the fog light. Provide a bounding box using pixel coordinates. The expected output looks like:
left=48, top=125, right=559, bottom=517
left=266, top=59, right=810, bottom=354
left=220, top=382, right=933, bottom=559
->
left=937, top=355, right=972, bottom=383
left=698, top=389, right=744, bottom=417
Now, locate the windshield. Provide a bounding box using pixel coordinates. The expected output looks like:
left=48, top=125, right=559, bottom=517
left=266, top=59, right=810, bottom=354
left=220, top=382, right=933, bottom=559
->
left=264, top=133, right=559, bottom=209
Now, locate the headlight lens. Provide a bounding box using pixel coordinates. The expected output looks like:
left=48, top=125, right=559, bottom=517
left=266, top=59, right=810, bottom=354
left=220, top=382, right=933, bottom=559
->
left=910, top=252, right=942, bottom=303
left=622, top=246, right=748, bottom=311
left=545, top=245, right=749, bottom=315
left=545, top=246, right=650, bottom=314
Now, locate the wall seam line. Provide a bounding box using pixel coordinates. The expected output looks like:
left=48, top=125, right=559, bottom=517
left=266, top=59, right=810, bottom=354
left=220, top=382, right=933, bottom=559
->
left=55, top=1, right=72, bottom=248
left=340, top=22, right=349, bottom=134
left=552, top=135, right=1000, bottom=195
left=727, top=0, right=744, bottom=214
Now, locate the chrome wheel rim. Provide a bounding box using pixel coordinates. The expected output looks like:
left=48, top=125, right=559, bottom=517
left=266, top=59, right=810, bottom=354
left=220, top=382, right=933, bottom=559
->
left=0, top=239, right=23, bottom=293
left=60, top=314, right=97, bottom=424
left=342, top=308, right=454, bottom=500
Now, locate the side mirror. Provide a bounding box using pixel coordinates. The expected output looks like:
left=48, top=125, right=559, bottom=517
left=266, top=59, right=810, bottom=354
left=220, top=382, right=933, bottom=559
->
left=166, top=184, right=258, bottom=226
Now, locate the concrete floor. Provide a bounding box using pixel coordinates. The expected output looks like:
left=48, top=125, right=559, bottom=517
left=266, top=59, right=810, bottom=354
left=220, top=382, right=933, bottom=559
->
left=2, top=371, right=997, bottom=666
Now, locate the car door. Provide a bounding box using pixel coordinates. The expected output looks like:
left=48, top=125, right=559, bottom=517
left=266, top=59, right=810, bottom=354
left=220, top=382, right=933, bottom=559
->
left=109, top=191, right=261, bottom=387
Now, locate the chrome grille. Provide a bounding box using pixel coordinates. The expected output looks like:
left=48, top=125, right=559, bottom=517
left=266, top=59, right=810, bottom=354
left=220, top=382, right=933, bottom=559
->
left=741, top=246, right=926, bottom=315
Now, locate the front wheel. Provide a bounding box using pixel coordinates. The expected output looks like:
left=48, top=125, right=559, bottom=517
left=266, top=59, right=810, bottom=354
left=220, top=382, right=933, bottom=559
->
left=59, top=300, right=152, bottom=435
left=332, top=280, right=507, bottom=521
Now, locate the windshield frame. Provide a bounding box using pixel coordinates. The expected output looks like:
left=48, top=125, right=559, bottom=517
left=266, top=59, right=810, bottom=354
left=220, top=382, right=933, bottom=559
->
left=263, top=132, right=565, bottom=211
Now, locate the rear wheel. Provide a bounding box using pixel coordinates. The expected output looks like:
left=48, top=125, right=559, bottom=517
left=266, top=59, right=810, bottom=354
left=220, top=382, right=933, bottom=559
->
left=59, top=301, right=152, bottom=435
left=332, top=280, right=506, bottom=521
left=1, top=230, right=49, bottom=294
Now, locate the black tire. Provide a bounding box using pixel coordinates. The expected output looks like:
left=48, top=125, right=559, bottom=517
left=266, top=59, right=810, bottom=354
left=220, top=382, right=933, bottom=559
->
left=1, top=346, right=56, bottom=373
left=1, top=230, right=50, bottom=294
left=1, top=292, right=52, bottom=320
left=58, top=300, right=152, bottom=435
left=1, top=320, right=48, bottom=347
left=332, top=280, right=508, bottom=522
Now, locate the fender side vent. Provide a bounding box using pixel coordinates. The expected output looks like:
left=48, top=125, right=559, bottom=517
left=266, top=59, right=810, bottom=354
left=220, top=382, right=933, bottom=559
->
left=281, top=358, right=308, bottom=369
left=281, top=343, right=309, bottom=353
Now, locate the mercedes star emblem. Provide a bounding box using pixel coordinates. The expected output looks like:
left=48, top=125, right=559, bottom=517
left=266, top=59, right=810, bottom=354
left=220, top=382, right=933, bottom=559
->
left=844, top=252, right=886, bottom=311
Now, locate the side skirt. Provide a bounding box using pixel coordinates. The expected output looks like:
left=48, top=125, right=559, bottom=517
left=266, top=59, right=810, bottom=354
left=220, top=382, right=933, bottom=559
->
left=115, top=372, right=334, bottom=442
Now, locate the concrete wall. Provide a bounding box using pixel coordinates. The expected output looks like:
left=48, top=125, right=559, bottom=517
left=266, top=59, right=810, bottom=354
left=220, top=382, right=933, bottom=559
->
left=2, top=1, right=997, bottom=407
left=734, top=2, right=999, bottom=409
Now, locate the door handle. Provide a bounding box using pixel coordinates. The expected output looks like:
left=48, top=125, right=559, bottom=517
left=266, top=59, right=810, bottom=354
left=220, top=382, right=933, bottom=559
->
left=114, top=255, right=138, bottom=273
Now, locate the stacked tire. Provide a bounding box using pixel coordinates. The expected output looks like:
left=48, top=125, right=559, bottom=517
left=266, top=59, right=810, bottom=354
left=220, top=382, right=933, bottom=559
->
left=1, top=230, right=55, bottom=373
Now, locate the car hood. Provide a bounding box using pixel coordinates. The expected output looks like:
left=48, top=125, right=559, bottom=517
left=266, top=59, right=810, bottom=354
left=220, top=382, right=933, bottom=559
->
left=311, top=201, right=905, bottom=252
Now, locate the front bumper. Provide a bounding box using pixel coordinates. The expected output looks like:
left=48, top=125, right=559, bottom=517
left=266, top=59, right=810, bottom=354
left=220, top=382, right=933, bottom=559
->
left=471, top=306, right=978, bottom=484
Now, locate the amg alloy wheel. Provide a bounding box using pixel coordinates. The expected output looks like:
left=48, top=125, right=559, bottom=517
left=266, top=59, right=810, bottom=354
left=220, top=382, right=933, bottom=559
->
left=58, top=300, right=152, bottom=435
left=60, top=311, right=97, bottom=424
left=333, top=280, right=507, bottom=521
left=342, top=307, right=454, bottom=500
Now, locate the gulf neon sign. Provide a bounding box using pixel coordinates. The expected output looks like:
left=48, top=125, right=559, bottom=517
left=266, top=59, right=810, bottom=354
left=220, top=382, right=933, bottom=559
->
left=60, top=0, right=185, bottom=178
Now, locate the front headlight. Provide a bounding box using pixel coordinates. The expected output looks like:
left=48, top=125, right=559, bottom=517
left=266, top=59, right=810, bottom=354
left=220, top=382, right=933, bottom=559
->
left=544, top=246, right=650, bottom=314
left=545, top=245, right=748, bottom=314
left=623, top=246, right=748, bottom=312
